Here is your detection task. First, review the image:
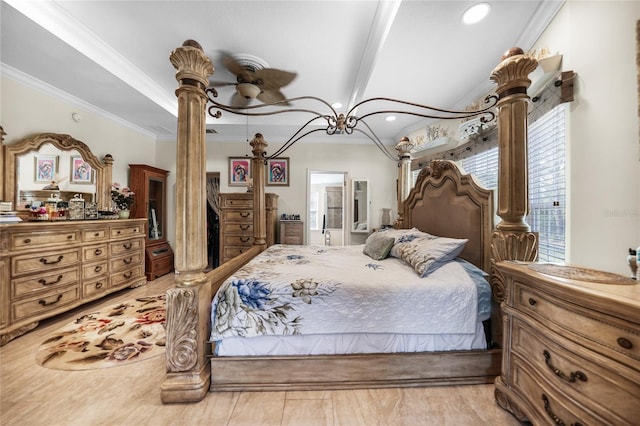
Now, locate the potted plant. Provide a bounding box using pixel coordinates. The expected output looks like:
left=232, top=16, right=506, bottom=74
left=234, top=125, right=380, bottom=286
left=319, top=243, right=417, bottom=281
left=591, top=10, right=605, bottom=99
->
left=111, top=183, right=135, bottom=218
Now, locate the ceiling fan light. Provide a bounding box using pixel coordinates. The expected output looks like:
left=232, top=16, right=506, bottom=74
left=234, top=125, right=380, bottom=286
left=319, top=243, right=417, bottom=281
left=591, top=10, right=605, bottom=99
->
left=462, top=3, right=490, bottom=25
left=236, top=83, right=261, bottom=99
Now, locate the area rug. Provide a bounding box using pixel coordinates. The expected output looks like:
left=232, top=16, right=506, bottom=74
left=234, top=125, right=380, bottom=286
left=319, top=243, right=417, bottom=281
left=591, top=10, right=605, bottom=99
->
left=36, top=294, right=166, bottom=371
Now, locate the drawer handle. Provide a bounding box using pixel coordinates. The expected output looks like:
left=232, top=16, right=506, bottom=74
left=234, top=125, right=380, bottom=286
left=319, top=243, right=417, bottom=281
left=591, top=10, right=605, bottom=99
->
left=94, top=232, right=100, bottom=237
left=94, top=265, right=103, bottom=273
left=94, top=249, right=103, bottom=256
left=123, top=243, right=133, bottom=250
left=38, top=294, right=63, bottom=307
left=543, top=350, right=587, bottom=383
left=40, top=255, right=64, bottom=265
left=617, top=337, right=633, bottom=350
left=528, top=298, right=537, bottom=306
left=67, top=234, right=73, bottom=240
left=123, top=271, right=133, bottom=279
left=542, top=394, right=584, bottom=426
left=95, top=282, right=104, bottom=289
left=240, top=225, right=250, bottom=230
left=123, top=257, right=133, bottom=265
left=23, top=238, right=32, bottom=244
left=240, top=237, right=251, bottom=243
left=38, top=275, right=63, bottom=286
left=240, top=212, right=250, bottom=218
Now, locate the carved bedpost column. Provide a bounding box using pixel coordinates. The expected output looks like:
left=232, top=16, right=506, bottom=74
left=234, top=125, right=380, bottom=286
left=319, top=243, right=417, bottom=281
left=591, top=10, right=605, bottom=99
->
left=100, top=154, right=113, bottom=209
left=489, top=48, right=539, bottom=349
left=250, top=133, right=268, bottom=247
left=395, top=137, right=414, bottom=228
left=169, top=39, right=213, bottom=281
left=1, top=126, right=6, bottom=202
left=161, top=40, right=213, bottom=404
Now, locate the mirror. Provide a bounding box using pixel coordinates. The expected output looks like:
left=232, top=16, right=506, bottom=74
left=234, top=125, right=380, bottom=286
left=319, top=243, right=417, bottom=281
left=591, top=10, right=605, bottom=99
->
left=351, top=178, right=369, bottom=233
left=3, top=133, right=113, bottom=213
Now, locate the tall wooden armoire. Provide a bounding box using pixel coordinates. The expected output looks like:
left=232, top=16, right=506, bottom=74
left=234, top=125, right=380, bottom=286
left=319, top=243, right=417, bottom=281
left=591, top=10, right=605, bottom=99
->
left=128, top=164, right=174, bottom=281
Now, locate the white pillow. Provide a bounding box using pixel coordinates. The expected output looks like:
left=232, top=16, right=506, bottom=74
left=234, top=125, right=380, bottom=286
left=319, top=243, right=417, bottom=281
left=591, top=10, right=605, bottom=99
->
left=394, top=236, right=468, bottom=277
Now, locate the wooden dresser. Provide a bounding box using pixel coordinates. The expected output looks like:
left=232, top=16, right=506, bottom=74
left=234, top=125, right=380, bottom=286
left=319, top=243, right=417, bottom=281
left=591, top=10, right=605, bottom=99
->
left=0, top=219, right=147, bottom=345
left=218, top=193, right=278, bottom=264
left=494, top=261, right=640, bottom=425
left=280, top=220, right=304, bottom=244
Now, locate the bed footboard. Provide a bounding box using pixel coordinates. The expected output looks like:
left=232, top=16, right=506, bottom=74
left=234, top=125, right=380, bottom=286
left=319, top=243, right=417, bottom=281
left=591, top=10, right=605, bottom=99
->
left=161, top=246, right=261, bottom=403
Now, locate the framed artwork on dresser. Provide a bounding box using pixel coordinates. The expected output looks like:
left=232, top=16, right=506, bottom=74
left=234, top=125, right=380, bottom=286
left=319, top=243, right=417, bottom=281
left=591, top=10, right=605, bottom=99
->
left=266, top=157, right=289, bottom=186
left=70, top=155, right=93, bottom=184
left=229, top=157, right=251, bottom=186
left=34, top=155, right=58, bottom=182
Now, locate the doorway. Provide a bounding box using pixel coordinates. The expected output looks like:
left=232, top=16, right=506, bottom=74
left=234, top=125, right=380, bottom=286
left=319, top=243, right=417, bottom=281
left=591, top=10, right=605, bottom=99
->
left=307, top=171, right=347, bottom=246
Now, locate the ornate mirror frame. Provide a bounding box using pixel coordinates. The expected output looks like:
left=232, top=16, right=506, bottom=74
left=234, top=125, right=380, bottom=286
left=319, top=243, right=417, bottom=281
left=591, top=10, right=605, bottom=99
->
left=2, top=133, right=113, bottom=212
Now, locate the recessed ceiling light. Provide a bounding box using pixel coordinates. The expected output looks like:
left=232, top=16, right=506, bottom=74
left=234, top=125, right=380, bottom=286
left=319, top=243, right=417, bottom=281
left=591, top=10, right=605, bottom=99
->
left=385, top=116, right=396, bottom=122
left=332, top=102, right=343, bottom=109
left=462, top=3, right=491, bottom=25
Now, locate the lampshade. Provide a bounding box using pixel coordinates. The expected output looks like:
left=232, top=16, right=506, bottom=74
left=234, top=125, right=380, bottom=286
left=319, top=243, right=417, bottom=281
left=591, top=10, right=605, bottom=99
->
left=236, top=83, right=261, bottom=99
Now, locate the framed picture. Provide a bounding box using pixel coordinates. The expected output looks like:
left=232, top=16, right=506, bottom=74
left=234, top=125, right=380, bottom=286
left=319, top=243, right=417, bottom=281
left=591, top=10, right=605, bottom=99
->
left=70, top=155, right=93, bottom=184
left=229, top=157, right=252, bottom=186
left=34, top=155, right=58, bottom=182
left=266, top=157, right=289, bottom=186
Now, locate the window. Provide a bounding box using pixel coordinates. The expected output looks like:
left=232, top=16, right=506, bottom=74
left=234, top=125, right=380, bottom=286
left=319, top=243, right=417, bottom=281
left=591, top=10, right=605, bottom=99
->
left=461, top=104, right=566, bottom=262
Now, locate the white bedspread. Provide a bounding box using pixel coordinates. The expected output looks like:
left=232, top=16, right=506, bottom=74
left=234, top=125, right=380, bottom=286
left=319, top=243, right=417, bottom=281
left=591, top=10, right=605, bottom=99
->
left=210, top=244, right=480, bottom=342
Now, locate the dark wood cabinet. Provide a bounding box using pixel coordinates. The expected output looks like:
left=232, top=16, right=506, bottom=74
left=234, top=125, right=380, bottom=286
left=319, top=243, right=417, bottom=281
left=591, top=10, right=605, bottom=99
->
left=129, top=164, right=174, bottom=281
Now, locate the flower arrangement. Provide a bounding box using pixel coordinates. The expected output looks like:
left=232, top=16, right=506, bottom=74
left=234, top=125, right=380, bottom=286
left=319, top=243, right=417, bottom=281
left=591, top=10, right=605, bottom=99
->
left=111, top=183, right=135, bottom=211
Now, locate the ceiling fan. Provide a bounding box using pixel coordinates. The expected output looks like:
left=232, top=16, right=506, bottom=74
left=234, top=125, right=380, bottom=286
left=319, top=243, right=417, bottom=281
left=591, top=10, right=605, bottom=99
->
left=210, top=53, right=297, bottom=107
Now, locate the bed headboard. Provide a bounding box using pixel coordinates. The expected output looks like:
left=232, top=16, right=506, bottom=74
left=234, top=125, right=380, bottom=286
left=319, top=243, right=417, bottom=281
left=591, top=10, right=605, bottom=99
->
left=403, top=160, right=493, bottom=272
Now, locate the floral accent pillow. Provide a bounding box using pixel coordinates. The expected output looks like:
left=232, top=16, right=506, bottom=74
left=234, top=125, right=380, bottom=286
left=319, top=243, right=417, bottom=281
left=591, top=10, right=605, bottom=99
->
left=394, top=236, right=468, bottom=277
left=363, top=232, right=395, bottom=260
left=378, top=228, right=434, bottom=258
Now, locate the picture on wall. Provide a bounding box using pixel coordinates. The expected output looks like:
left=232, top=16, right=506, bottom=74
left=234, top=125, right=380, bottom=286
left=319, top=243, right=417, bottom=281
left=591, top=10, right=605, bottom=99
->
left=229, top=157, right=252, bottom=186
left=34, top=155, right=58, bottom=182
left=70, top=155, right=93, bottom=184
left=266, top=157, right=289, bottom=186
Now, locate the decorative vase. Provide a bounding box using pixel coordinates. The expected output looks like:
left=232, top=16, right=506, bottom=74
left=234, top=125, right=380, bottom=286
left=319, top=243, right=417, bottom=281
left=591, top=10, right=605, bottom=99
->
left=381, top=208, right=392, bottom=227
left=117, top=209, right=130, bottom=219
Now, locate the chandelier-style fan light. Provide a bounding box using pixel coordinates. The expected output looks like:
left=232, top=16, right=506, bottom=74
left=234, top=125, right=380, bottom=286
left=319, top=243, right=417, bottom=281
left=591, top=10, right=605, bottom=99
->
left=209, top=53, right=297, bottom=107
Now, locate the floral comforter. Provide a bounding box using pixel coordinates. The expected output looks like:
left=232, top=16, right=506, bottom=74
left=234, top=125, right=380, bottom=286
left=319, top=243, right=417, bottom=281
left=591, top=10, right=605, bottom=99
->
left=210, top=244, right=484, bottom=342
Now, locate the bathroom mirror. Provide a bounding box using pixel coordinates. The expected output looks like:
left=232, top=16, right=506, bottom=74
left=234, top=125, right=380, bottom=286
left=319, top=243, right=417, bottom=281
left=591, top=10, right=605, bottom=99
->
left=351, top=178, right=369, bottom=233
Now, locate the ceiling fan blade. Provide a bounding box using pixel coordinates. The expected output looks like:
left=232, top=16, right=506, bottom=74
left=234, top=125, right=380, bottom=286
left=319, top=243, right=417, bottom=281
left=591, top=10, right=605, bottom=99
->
left=222, top=55, right=253, bottom=82
left=231, top=92, right=251, bottom=108
left=209, top=80, right=237, bottom=87
left=254, top=69, right=297, bottom=91
left=257, top=89, right=290, bottom=106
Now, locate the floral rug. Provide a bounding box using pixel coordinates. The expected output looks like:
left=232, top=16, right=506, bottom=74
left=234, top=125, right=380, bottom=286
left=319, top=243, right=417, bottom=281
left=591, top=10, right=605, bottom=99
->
left=35, top=294, right=165, bottom=370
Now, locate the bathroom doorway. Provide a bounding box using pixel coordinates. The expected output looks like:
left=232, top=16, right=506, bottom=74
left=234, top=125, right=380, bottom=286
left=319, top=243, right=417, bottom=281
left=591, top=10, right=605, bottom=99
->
left=307, top=171, right=347, bottom=246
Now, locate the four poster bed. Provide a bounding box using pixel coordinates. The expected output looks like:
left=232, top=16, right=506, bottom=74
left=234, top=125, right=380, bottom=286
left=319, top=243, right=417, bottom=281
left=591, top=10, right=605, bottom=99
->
left=161, top=41, right=539, bottom=404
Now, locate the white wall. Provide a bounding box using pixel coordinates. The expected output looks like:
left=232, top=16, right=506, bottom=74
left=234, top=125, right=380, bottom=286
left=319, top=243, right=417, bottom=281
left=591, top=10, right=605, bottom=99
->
left=533, top=0, right=640, bottom=274
left=156, top=137, right=398, bottom=248
left=1, top=76, right=157, bottom=187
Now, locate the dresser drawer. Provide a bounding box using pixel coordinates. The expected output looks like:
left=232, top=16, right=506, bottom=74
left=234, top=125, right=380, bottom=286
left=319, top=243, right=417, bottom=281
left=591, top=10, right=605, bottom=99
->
left=11, top=286, right=80, bottom=321
left=110, top=265, right=143, bottom=287
left=514, top=281, right=640, bottom=367
left=223, top=235, right=253, bottom=246
left=222, top=197, right=253, bottom=208
left=82, top=228, right=108, bottom=242
left=222, top=223, right=253, bottom=235
left=110, top=224, right=143, bottom=239
left=82, top=261, right=108, bottom=279
left=11, top=249, right=81, bottom=277
left=510, top=316, right=640, bottom=425
left=10, top=267, right=80, bottom=299
left=83, top=277, right=109, bottom=298
left=10, top=230, right=79, bottom=250
left=82, top=244, right=108, bottom=262
left=509, top=356, right=605, bottom=426
left=110, top=252, right=142, bottom=273
left=223, top=246, right=250, bottom=261
left=109, top=239, right=143, bottom=257
left=222, top=210, right=253, bottom=222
